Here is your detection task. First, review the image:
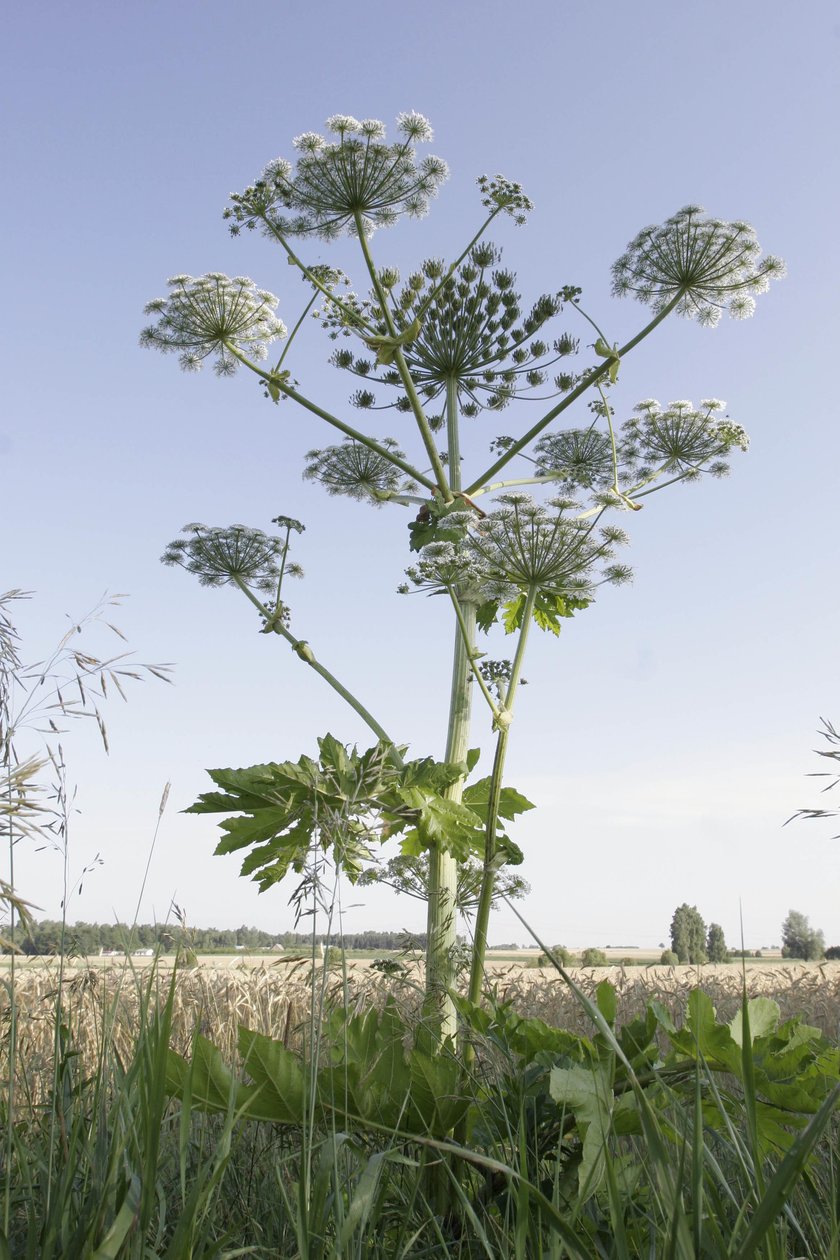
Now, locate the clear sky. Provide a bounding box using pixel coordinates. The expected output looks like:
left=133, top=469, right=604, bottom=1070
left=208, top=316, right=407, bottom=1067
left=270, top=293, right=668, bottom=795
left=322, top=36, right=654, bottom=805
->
left=4, top=1, right=839, bottom=951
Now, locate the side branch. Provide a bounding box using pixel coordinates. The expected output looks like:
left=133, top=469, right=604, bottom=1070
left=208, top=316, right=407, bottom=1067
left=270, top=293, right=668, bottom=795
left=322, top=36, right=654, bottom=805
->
left=223, top=343, right=436, bottom=492
left=465, top=293, right=684, bottom=494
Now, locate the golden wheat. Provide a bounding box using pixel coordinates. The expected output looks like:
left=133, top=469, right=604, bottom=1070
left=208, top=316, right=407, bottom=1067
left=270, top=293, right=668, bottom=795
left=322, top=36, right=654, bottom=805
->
left=3, top=958, right=838, bottom=1101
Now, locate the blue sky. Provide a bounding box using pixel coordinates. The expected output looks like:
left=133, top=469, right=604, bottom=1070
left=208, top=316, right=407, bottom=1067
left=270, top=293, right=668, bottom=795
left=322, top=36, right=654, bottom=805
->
left=4, top=1, right=839, bottom=950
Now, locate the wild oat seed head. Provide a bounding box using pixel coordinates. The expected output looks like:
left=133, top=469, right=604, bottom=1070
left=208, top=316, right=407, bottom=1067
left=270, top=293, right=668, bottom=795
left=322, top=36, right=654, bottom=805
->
left=161, top=522, right=302, bottom=592
left=224, top=113, right=448, bottom=242
left=140, top=274, right=286, bottom=375
left=611, top=205, right=785, bottom=324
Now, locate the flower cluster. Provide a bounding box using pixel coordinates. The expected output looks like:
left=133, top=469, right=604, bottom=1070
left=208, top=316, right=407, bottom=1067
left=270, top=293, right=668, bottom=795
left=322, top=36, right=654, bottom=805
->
left=620, top=399, right=749, bottom=481
left=325, top=246, right=578, bottom=423
left=161, top=520, right=304, bottom=593
left=140, top=275, right=286, bottom=375
left=466, top=494, right=630, bottom=594
left=403, top=497, right=630, bottom=604
left=303, top=438, right=416, bottom=505
left=479, top=659, right=527, bottom=701
left=223, top=113, right=448, bottom=242
left=532, top=400, right=749, bottom=495
left=534, top=427, right=617, bottom=491
left=611, top=206, right=785, bottom=325
left=477, top=174, right=534, bottom=225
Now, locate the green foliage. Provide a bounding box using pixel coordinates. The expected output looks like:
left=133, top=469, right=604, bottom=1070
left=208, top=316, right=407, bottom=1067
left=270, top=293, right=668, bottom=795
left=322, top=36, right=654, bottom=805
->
left=670, top=902, right=708, bottom=963
left=406, top=495, right=469, bottom=553
left=188, top=733, right=534, bottom=891
left=660, top=949, right=679, bottom=965
left=706, top=920, right=728, bottom=962
left=580, top=947, right=609, bottom=967
left=167, top=998, right=469, bottom=1139
left=478, top=588, right=590, bottom=635
left=781, top=908, right=825, bottom=960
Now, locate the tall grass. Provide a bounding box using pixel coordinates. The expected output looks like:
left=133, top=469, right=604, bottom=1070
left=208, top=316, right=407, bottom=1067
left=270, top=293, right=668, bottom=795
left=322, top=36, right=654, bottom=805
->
left=2, top=943, right=839, bottom=1257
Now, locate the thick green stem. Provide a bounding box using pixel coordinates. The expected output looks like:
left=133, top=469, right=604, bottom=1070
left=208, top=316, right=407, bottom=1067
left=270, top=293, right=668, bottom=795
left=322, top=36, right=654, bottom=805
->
left=425, top=601, right=475, bottom=1040
left=424, top=378, right=471, bottom=1041
left=467, top=727, right=509, bottom=1009
left=467, top=585, right=536, bottom=1009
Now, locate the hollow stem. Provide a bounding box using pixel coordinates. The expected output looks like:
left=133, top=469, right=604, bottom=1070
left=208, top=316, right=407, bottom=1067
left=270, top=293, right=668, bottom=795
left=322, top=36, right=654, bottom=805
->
left=466, top=584, right=536, bottom=1010
left=424, top=379, right=472, bottom=1042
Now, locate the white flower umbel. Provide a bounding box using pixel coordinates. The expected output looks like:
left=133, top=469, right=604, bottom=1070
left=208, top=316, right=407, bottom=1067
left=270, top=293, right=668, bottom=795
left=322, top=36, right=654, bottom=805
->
left=224, top=113, right=448, bottom=241
left=141, top=275, right=286, bottom=375
left=161, top=521, right=303, bottom=594
left=620, top=400, right=749, bottom=481
left=303, top=437, right=417, bottom=504
left=467, top=494, right=628, bottom=595
left=611, top=206, right=785, bottom=325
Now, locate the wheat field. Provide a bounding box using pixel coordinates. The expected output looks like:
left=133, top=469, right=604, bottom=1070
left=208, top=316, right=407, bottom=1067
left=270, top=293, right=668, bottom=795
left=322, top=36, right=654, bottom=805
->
left=3, top=956, right=839, bottom=1101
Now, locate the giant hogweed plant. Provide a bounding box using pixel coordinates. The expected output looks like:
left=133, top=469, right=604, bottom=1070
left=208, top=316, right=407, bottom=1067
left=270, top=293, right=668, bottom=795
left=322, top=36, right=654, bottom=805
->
left=143, top=112, right=783, bottom=1040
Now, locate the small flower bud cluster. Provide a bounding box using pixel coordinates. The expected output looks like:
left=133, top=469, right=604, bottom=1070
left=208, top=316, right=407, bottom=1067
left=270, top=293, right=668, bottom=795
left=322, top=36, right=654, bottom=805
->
left=478, top=659, right=527, bottom=700
left=327, top=245, right=577, bottom=421
left=140, top=274, right=286, bottom=374
left=161, top=521, right=303, bottom=593
left=534, top=427, right=617, bottom=491
left=611, top=206, right=785, bottom=325
left=223, top=113, right=448, bottom=242
left=303, top=438, right=416, bottom=505
left=477, top=175, right=534, bottom=225
left=404, top=538, right=494, bottom=603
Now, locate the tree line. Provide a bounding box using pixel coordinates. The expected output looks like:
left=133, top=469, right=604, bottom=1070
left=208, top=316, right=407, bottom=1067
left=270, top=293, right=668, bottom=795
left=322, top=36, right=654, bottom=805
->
left=668, top=905, right=834, bottom=964
left=0, top=922, right=427, bottom=956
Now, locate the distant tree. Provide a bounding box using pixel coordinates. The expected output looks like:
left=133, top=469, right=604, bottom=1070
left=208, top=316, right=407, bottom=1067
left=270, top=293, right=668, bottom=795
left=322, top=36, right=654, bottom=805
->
left=580, top=947, right=609, bottom=968
left=670, top=904, right=707, bottom=964
left=825, top=945, right=840, bottom=960
left=660, top=949, right=679, bottom=966
left=706, top=922, right=728, bottom=963
left=781, top=910, right=825, bottom=960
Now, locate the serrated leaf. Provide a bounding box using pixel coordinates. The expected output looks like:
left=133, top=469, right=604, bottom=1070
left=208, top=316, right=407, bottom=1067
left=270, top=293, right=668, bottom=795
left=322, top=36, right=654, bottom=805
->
left=462, top=777, right=535, bottom=823
left=475, top=599, right=500, bottom=633
left=502, top=593, right=525, bottom=634
left=238, top=1027, right=306, bottom=1123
